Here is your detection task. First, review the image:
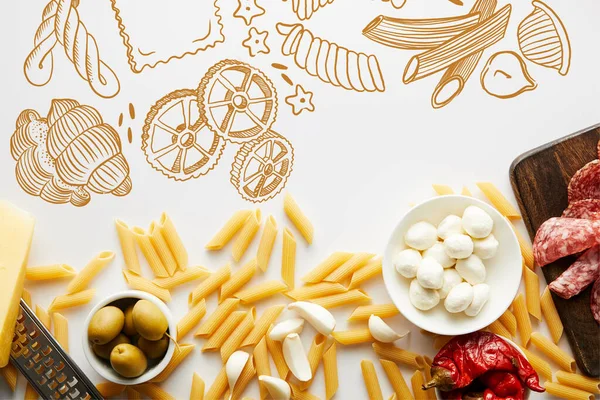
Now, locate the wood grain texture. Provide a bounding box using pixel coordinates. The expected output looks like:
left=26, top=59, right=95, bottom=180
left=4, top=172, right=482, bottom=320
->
left=510, top=124, right=600, bottom=377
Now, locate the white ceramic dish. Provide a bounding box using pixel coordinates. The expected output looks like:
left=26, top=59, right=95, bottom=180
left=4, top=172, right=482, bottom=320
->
left=82, top=290, right=177, bottom=385
left=383, top=195, right=522, bottom=336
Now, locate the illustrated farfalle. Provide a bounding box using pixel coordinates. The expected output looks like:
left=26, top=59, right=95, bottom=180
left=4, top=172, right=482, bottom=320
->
left=10, top=99, right=132, bottom=207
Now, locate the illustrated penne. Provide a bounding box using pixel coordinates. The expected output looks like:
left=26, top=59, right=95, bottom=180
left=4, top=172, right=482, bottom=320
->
left=133, top=383, right=175, bottom=400
left=22, top=289, right=32, bottom=307
left=302, top=252, right=354, bottom=283
left=544, top=381, right=595, bottom=400
left=286, top=282, right=348, bottom=301
left=224, top=357, right=255, bottom=400
left=433, top=335, right=453, bottom=350
left=518, top=345, right=553, bottom=382
left=232, top=209, right=261, bottom=262
left=461, top=186, right=473, bottom=196
left=513, top=293, right=532, bottom=346
left=523, top=265, right=542, bottom=320
left=206, top=366, right=228, bottom=400
left=297, top=334, right=326, bottom=391
left=0, top=364, right=17, bottom=391
left=498, top=308, right=518, bottom=337
left=158, top=212, right=188, bottom=271
left=127, top=387, right=142, bottom=400
left=348, top=304, right=399, bottom=322
left=190, top=263, right=231, bottom=305
left=26, top=264, right=76, bottom=281
left=373, top=342, right=425, bottom=369
left=477, top=182, right=521, bottom=220
left=332, top=328, right=374, bottom=345
left=36, top=305, right=51, bottom=331
left=177, top=299, right=207, bottom=338
left=254, top=337, right=271, bottom=400
left=380, top=359, right=414, bottom=400
left=432, top=184, right=454, bottom=195
left=310, top=289, right=371, bottom=309
left=257, top=215, right=277, bottom=272
left=282, top=228, right=297, bottom=289
left=132, top=227, right=169, bottom=278
left=151, top=343, right=195, bottom=383
left=220, top=259, right=258, bottom=302
left=266, top=324, right=289, bottom=378
left=206, top=210, right=252, bottom=250
left=195, top=298, right=240, bottom=337
left=511, top=222, right=534, bottom=269
left=202, top=311, right=247, bottom=352
left=411, top=370, right=428, bottom=400
left=190, top=373, right=205, bottom=400
left=53, top=313, right=69, bottom=353
left=487, top=319, right=512, bottom=339
left=67, top=251, right=115, bottom=294
left=349, top=257, right=383, bottom=289
left=153, top=267, right=211, bottom=290
left=48, top=288, right=95, bottom=312
left=530, top=332, right=576, bottom=372
left=241, top=304, right=285, bottom=347
left=123, top=270, right=171, bottom=303
left=555, top=371, right=600, bottom=394
left=149, top=221, right=178, bottom=276
left=234, top=280, right=288, bottom=305
left=541, top=287, right=563, bottom=344
left=115, top=219, right=141, bottom=274
left=96, top=382, right=126, bottom=398
left=323, top=342, right=339, bottom=400
left=324, top=253, right=375, bottom=283
left=284, top=193, right=314, bottom=244
left=221, top=309, right=255, bottom=362
left=361, top=360, right=384, bottom=400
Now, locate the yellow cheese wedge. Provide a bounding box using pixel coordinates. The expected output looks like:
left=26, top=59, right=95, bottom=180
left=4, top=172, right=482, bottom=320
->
left=0, top=201, right=35, bottom=367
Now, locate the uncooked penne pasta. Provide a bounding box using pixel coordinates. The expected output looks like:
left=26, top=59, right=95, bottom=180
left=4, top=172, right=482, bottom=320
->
left=158, top=212, right=188, bottom=271
left=190, top=264, right=231, bottom=305
left=555, top=371, right=600, bottom=394
left=325, top=253, right=375, bottom=283
left=373, top=342, right=425, bottom=369
left=498, top=308, right=517, bottom=337
left=221, top=309, right=255, bottom=362
left=206, top=366, right=228, bottom=400
left=411, top=370, right=428, bottom=400
left=48, top=289, right=95, bottom=312
left=149, top=221, right=178, bottom=276
left=332, top=328, right=374, bottom=345
left=153, top=267, right=210, bottom=290
left=348, top=304, right=399, bottom=322
left=290, top=384, right=320, bottom=400
left=423, top=361, right=437, bottom=400
left=361, top=360, right=384, bottom=400
left=323, top=342, right=339, bottom=400
left=523, top=265, right=542, bottom=320
left=530, top=332, right=576, bottom=372
left=302, top=252, right=354, bottom=283
left=477, top=182, right=521, bottom=220
left=297, top=334, right=326, bottom=391
left=151, top=344, right=195, bottom=383
left=349, top=257, right=383, bottom=289
left=67, top=251, right=115, bottom=294
left=36, top=305, right=51, bottom=331
left=511, top=222, right=534, bottom=269
left=24, top=383, right=38, bottom=400
left=461, top=186, right=473, bottom=196
left=256, top=215, right=278, bottom=272
left=123, top=270, right=171, bottom=303
left=134, top=383, right=175, bottom=400
left=190, top=373, right=205, bottom=400
left=487, top=319, right=511, bottom=339
left=234, top=280, right=288, bottom=305
left=220, top=259, right=257, bottom=302
left=282, top=228, right=296, bottom=289
left=284, top=193, right=314, bottom=244
left=433, top=335, right=453, bottom=350
left=127, top=387, right=142, bottom=400
left=22, top=289, right=32, bottom=307
left=177, top=299, right=207, bottom=338
left=96, top=382, right=126, bottom=398
left=202, top=311, right=247, bottom=352
left=132, top=227, right=169, bottom=278
left=0, top=364, right=17, bottom=391
left=432, top=184, right=454, bottom=195
left=544, top=381, right=595, bottom=400
left=116, top=219, right=141, bottom=274
left=541, top=287, right=563, bottom=344
left=254, top=337, right=271, bottom=400
left=224, top=357, right=255, bottom=400
left=518, top=345, right=552, bottom=382
left=53, top=313, right=69, bottom=353
left=206, top=210, right=252, bottom=250
left=380, top=359, right=414, bottom=400
left=241, top=304, right=285, bottom=347
left=26, top=264, right=76, bottom=281
left=286, top=282, right=348, bottom=301
left=195, top=298, right=240, bottom=337
left=232, top=209, right=261, bottom=262
left=513, top=293, right=532, bottom=346
left=310, top=289, right=371, bottom=309
left=266, top=325, right=289, bottom=378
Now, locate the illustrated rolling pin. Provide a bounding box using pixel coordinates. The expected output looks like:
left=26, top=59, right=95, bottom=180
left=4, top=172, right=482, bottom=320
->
left=276, top=23, right=385, bottom=93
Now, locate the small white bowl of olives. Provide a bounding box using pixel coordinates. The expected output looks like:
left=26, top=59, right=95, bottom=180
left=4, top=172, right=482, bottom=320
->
left=82, top=290, right=177, bottom=385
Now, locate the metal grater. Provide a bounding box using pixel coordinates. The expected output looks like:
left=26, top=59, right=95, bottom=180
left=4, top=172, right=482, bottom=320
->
left=10, top=300, right=104, bottom=400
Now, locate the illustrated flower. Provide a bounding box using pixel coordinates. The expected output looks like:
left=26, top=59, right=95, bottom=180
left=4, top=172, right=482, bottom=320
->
left=242, top=28, right=270, bottom=57
left=285, top=85, right=315, bottom=116
left=234, top=0, right=266, bottom=26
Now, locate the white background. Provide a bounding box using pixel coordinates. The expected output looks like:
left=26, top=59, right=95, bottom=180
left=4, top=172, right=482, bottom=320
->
left=2, top=0, right=600, bottom=399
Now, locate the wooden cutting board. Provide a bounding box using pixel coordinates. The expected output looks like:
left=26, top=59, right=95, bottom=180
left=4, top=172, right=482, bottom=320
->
left=510, top=124, right=600, bottom=378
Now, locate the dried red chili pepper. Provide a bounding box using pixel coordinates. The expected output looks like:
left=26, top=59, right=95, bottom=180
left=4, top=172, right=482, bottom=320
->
left=480, top=371, right=526, bottom=400
left=423, top=332, right=544, bottom=393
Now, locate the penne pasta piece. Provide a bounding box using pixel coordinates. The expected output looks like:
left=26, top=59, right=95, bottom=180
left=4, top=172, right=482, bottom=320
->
left=302, top=252, right=354, bottom=283
left=332, top=328, right=374, bottom=345
left=149, top=221, right=178, bottom=276
left=153, top=267, right=211, bottom=290
left=290, top=384, right=320, bottom=400
left=220, top=259, right=258, bottom=302
left=26, top=264, right=76, bottom=281
left=190, top=264, right=231, bottom=305
left=310, top=289, right=371, bottom=309
left=373, top=342, right=425, bottom=369
left=461, top=186, right=473, bottom=196
left=361, top=360, right=384, bottom=400
left=266, top=324, right=289, bottom=379
left=127, top=387, right=142, bottom=400
left=134, top=383, right=175, bottom=400
left=53, top=313, right=69, bottom=353
left=24, top=383, right=38, bottom=400
left=282, top=228, right=297, bottom=289
left=513, top=293, right=532, bottom=346
left=380, top=359, right=414, bottom=400
left=224, top=357, right=256, bottom=400
left=555, top=371, right=600, bottom=394
left=284, top=193, right=314, bottom=244
left=206, top=210, right=252, bottom=250
left=256, top=216, right=278, bottom=272
left=22, top=289, right=32, bottom=307
left=67, top=251, right=115, bottom=294
left=241, top=305, right=285, bottom=348
left=232, top=209, right=261, bottom=262
left=487, top=319, right=512, bottom=339
left=177, top=299, right=207, bottom=338
left=96, top=382, right=126, bottom=398
left=202, top=311, right=247, bottom=352
left=115, top=219, right=141, bottom=274
left=530, top=332, right=576, bottom=372
left=234, top=280, right=288, bottom=305
left=523, top=265, right=542, bottom=320
left=349, top=257, right=383, bottom=289
left=132, top=227, right=169, bottom=277
left=541, top=287, right=563, bottom=344
left=123, top=270, right=171, bottom=303
left=498, top=308, right=517, bottom=337
left=151, top=343, right=195, bottom=383
left=544, top=381, right=594, bottom=400
left=206, top=366, right=228, bottom=400
left=348, top=304, right=399, bottom=322
left=221, top=309, right=255, bottom=362
left=324, top=253, right=375, bottom=283
left=195, top=298, right=240, bottom=337
left=323, top=342, right=338, bottom=400
left=36, top=305, right=51, bottom=331
left=254, top=337, right=271, bottom=400
left=511, top=222, right=534, bottom=269
left=158, top=212, right=188, bottom=271
left=190, top=373, right=205, bottom=400
left=517, top=345, right=553, bottom=382
left=297, top=334, right=326, bottom=391
left=48, top=289, right=95, bottom=312
left=286, top=282, right=348, bottom=301
left=411, top=370, right=428, bottom=400
left=432, top=184, right=454, bottom=195
left=477, top=182, right=521, bottom=220
left=423, top=360, right=437, bottom=400
left=0, top=364, right=17, bottom=391
left=433, top=336, right=453, bottom=350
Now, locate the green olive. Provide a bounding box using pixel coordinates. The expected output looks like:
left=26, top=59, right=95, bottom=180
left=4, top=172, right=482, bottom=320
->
left=122, top=304, right=137, bottom=336
left=132, top=300, right=168, bottom=341
left=110, top=344, right=147, bottom=378
left=88, top=306, right=125, bottom=345
left=92, top=333, right=130, bottom=360
left=137, top=335, right=169, bottom=359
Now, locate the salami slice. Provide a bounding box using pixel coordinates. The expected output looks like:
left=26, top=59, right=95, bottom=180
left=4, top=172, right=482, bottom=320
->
left=568, top=160, right=600, bottom=203
left=549, top=245, right=600, bottom=299
left=562, top=199, right=600, bottom=220
left=592, top=278, right=600, bottom=324
left=533, top=217, right=600, bottom=267
left=597, top=139, right=600, bottom=159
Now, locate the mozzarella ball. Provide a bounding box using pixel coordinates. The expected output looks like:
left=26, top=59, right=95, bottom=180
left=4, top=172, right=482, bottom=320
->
left=444, top=282, right=474, bottom=313
left=437, top=215, right=463, bottom=240
left=444, top=234, right=474, bottom=259
left=462, top=206, right=494, bottom=239
left=394, top=249, right=422, bottom=279
left=405, top=222, right=438, bottom=250
left=424, top=242, right=456, bottom=268
left=473, top=234, right=499, bottom=260
left=455, top=255, right=486, bottom=285
left=409, top=279, right=440, bottom=311
left=416, top=257, right=444, bottom=289
left=465, top=284, right=491, bottom=317
left=439, top=269, right=463, bottom=299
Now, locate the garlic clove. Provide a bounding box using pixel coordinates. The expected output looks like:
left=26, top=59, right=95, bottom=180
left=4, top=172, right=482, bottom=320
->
left=368, top=315, right=408, bottom=343
left=258, top=375, right=291, bottom=400
left=481, top=51, right=537, bottom=99
left=226, top=350, right=249, bottom=397
left=269, top=318, right=305, bottom=341
left=288, top=301, right=336, bottom=336
left=282, top=333, right=312, bottom=382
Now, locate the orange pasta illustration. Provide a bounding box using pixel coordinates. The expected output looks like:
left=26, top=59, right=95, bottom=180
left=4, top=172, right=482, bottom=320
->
left=10, top=99, right=132, bottom=207
left=480, top=51, right=537, bottom=99
left=288, top=0, right=335, bottom=21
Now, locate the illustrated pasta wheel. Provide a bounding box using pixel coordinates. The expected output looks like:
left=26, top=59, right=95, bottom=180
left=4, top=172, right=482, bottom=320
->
left=142, top=89, right=225, bottom=181
left=198, top=60, right=278, bottom=144
left=231, top=131, right=294, bottom=203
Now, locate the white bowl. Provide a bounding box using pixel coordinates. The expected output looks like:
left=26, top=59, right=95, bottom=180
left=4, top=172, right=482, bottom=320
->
left=383, top=195, right=522, bottom=336
left=82, top=290, right=177, bottom=385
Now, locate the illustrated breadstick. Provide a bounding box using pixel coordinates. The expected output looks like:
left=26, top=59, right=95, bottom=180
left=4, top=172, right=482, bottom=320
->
left=276, top=23, right=385, bottom=93
left=291, top=0, right=335, bottom=21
